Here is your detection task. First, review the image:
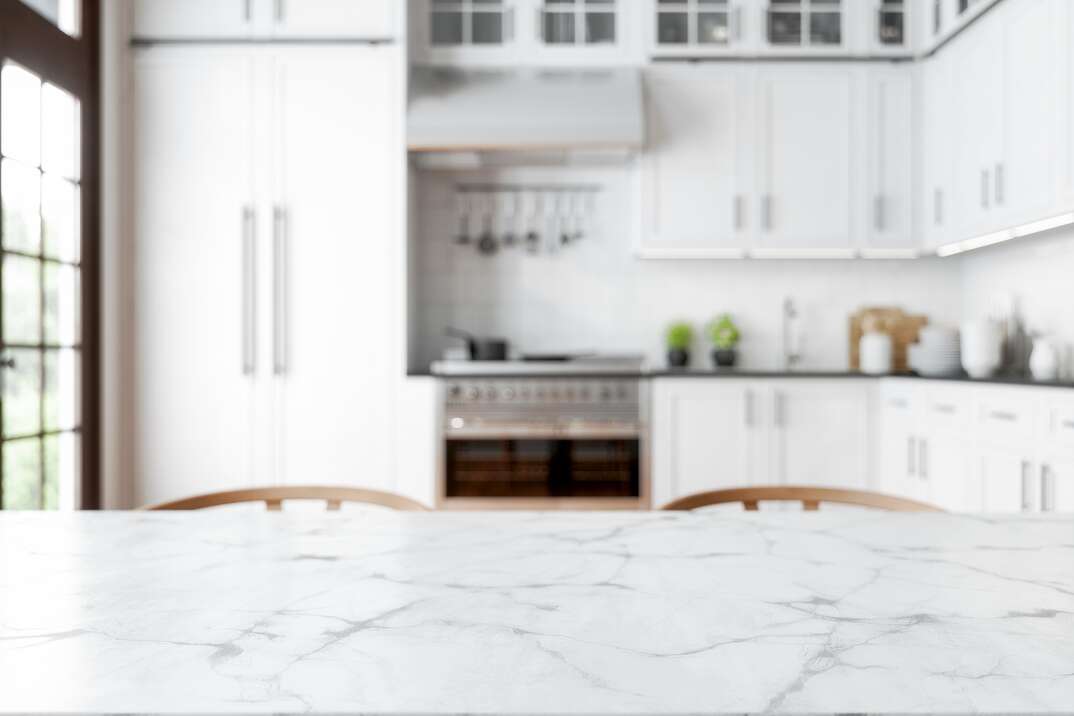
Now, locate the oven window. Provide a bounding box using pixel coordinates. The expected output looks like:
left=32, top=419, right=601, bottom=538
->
left=446, top=439, right=639, bottom=498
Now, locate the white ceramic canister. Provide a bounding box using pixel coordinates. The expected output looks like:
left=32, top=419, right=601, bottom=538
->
left=860, top=331, right=893, bottom=375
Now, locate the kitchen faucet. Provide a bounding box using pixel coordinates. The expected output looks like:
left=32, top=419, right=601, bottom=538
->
left=782, top=297, right=802, bottom=371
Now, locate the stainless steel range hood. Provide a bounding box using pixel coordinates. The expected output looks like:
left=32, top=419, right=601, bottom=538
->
left=407, top=66, right=643, bottom=162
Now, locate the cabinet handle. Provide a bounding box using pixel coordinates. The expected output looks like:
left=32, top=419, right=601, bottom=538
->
left=1021, top=460, right=1033, bottom=512
left=874, top=194, right=884, bottom=232
left=933, top=403, right=956, bottom=414
left=774, top=391, right=786, bottom=429
left=242, top=206, right=256, bottom=377
left=762, top=195, right=773, bottom=231
left=1061, top=419, right=1074, bottom=430
left=994, top=163, right=1004, bottom=205
left=273, top=206, right=288, bottom=376
left=889, top=398, right=908, bottom=409
left=907, top=436, right=916, bottom=477
left=980, top=169, right=990, bottom=209
left=934, top=188, right=943, bottom=226
left=733, top=195, right=744, bottom=231
left=744, top=389, right=754, bottom=428
left=275, top=0, right=285, bottom=23
left=1041, top=464, right=1055, bottom=512
left=243, top=0, right=251, bottom=22
left=988, top=410, right=1017, bottom=422
left=918, top=439, right=928, bottom=480
left=733, top=5, right=744, bottom=41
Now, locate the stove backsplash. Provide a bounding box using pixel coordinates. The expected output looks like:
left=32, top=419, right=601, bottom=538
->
left=410, top=166, right=962, bottom=373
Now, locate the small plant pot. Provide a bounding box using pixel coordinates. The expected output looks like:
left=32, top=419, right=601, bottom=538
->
left=712, top=349, right=737, bottom=368
left=667, top=348, right=690, bottom=368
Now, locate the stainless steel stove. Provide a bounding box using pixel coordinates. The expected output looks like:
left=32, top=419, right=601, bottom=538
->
left=436, top=355, right=647, bottom=509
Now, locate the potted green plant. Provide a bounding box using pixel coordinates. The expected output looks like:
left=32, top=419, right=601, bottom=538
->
left=665, top=322, right=694, bottom=368
left=707, top=314, right=741, bottom=368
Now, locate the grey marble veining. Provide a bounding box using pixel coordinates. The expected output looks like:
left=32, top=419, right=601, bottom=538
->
left=1, top=511, right=1073, bottom=715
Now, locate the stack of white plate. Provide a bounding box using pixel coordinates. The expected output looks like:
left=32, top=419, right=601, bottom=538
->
left=908, top=326, right=962, bottom=377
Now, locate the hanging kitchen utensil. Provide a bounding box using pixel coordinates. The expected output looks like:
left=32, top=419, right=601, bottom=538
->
left=524, top=191, right=541, bottom=254
left=501, top=191, right=518, bottom=247
left=476, top=196, right=498, bottom=256
left=445, top=327, right=509, bottom=361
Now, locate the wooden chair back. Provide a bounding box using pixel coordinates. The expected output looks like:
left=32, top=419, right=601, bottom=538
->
left=661, top=486, right=943, bottom=512
left=141, top=486, right=429, bottom=512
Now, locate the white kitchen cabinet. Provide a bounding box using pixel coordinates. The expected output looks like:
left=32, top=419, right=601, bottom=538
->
left=878, top=384, right=926, bottom=501
left=949, top=15, right=1002, bottom=238
left=975, top=446, right=1034, bottom=513
left=132, top=0, right=260, bottom=39
left=271, top=49, right=398, bottom=490
left=768, top=381, right=871, bottom=489
left=132, top=0, right=397, bottom=40
left=649, top=0, right=757, bottom=57
left=132, top=52, right=261, bottom=505
left=755, top=67, right=856, bottom=252
left=132, top=47, right=402, bottom=506
left=920, top=52, right=952, bottom=249
left=640, top=66, right=752, bottom=256
left=1039, top=456, right=1074, bottom=513
left=650, top=380, right=764, bottom=507
left=864, top=68, right=913, bottom=251
left=996, top=0, right=1059, bottom=227
left=269, top=0, right=398, bottom=39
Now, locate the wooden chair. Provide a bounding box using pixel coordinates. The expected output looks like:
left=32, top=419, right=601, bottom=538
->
left=141, top=486, right=429, bottom=512
left=661, top=485, right=943, bottom=512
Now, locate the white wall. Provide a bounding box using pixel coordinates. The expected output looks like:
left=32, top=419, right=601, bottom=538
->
left=412, top=166, right=964, bottom=371
left=958, top=225, right=1074, bottom=380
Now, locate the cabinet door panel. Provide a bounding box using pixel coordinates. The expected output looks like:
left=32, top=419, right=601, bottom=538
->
left=132, top=0, right=254, bottom=38
left=651, top=381, right=759, bottom=506
left=271, top=0, right=397, bottom=39
left=922, top=433, right=971, bottom=511
left=132, top=53, right=258, bottom=505
left=1000, top=0, right=1058, bottom=225
left=758, top=69, right=854, bottom=249
left=273, top=49, right=399, bottom=491
left=641, top=67, right=750, bottom=254
left=951, top=22, right=1002, bottom=236
left=866, top=70, right=913, bottom=249
left=771, top=383, right=869, bottom=489
left=921, top=55, right=953, bottom=248
left=977, top=448, right=1032, bottom=513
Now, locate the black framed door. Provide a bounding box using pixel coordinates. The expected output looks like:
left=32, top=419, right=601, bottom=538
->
left=0, top=0, right=99, bottom=509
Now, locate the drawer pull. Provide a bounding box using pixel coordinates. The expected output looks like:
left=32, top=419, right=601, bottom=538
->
left=934, top=404, right=956, bottom=414
left=988, top=410, right=1017, bottom=422
left=1061, top=419, right=1074, bottom=430
left=889, top=398, right=908, bottom=409
left=1041, top=465, right=1055, bottom=512
left=1020, top=460, right=1032, bottom=512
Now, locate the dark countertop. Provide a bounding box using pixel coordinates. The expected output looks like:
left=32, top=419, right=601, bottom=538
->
left=411, top=368, right=1074, bottom=389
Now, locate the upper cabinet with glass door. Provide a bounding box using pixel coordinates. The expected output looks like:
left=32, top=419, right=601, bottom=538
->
left=415, top=0, right=633, bottom=65
left=650, top=0, right=755, bottom=57
left=649, top=0, right=912, bottom=58
left=918, top=0, right=1000, bottom=54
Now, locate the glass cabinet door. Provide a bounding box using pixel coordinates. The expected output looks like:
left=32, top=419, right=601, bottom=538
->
left=767, top=0, right=842, bottom=47
left=430, top=0, right=511, bottom=47
left=877, top=0, right=906, bottom=47
left=540, top=0, right=617, bottom=46
left=655, top=0, right=734, bottom=48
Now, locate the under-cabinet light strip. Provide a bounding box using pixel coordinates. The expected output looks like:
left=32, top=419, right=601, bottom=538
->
left=935, top=211, right=1074, bottom=258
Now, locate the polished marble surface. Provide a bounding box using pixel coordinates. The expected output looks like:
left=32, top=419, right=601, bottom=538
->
left=1, top=511, right=1072, bottom=714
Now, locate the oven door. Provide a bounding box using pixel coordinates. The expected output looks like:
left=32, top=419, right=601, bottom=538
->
left=444, top=438, right=640, bottom=500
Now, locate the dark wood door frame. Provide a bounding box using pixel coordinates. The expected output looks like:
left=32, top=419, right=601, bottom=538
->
left=0, top=0, right=101, bottom=509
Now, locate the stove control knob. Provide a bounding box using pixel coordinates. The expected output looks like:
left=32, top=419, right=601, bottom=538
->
left=600, top=386, right=613, bottom=402
left=580, top=387, right=591, bottom=401
left=502, top=387, right=516, bottom=401
left=467, top=386, right=481, bottom=401
left=448, top=384, right=463, bottom=400
left=485, top=386, right=498, bottom=401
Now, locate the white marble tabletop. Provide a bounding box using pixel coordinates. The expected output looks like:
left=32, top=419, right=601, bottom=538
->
left=1, top=511, right=1072, bottom=715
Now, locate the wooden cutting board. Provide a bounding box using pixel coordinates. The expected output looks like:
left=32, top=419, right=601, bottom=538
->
left=849, top=307, right=929, bottom=373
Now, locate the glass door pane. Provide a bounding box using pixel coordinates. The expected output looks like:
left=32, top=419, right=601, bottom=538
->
left=0, top=62, right=83, bottom=511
